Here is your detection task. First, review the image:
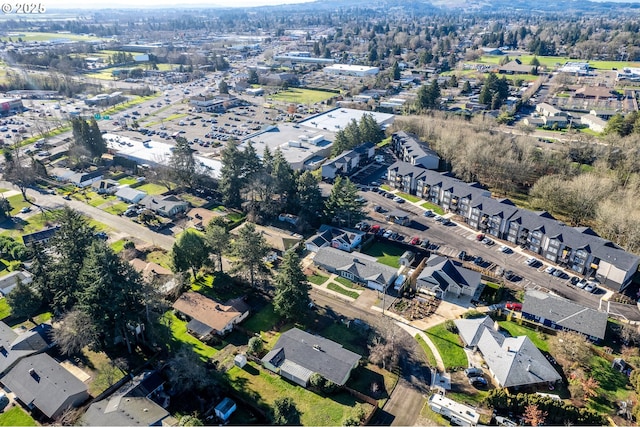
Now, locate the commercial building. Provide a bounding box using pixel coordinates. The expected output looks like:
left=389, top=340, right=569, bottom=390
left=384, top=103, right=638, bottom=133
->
left=323, top=64, right=379, bottom=77
left=0, top=97, right=24, bottom=115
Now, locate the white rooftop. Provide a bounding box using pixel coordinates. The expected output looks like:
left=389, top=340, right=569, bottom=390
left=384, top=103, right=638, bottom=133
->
left=103, top=133, right=222, bottom=179
left=299, top=108, right=395, bottom=133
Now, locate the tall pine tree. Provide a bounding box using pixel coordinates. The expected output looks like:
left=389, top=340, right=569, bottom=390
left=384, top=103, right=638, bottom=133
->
left=273, top=250, right=311, bottom=321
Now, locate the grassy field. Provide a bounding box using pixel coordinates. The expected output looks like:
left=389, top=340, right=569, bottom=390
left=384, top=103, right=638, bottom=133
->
left=307, top=273, right=329, bottom=286
left=135, top=183, right=167, bottom=195
left=327, top=282, right=359, bottom=299
left=415, top=334, right=438, bottom=367
left=0, top=299, right=10, bottom=320
left=1, top=31, right=102, bottom=42
left=425, top=324, right=468, bottom=370
left=228, top=362, right=373, bottom=426
left=146, top=250, right=172, bottom=270
left=163, top=311, right=218, bottom=360
left=363, top=242, right=405, bottom=268
left=110, top=239, right=128, bottom=253
left=420, top=201, right=445, bottom=215
left=117, top=176, right=139, bottom=186
left=498, top=320, right=549, bottom=352
left=269, top=88, right=336, bottom=104
left=0, top=407, right=37, bottom=426
left=7, top=194, right=32, bottom=215
left=396, top=192, right=422, bottom=203
left=103, top=201, right=129, bottom=215
left=243, top=303, right=280, bottom=335
left=477, top=55, right=640, bottom=70
left=335, top=276, right=360, bottom=289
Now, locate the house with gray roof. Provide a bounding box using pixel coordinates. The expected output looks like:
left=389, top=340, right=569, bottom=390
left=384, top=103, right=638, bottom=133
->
left=140, top=195, right=189, bottom=218
left=82, top=370, right=174, bottom=426
left=262, top=327, right=360, bottom=387
left=0, top=322, right=52, bottom=376
left=0, top=270, right=32, bottom=295
left=115, top=186, right=147, bottom=204
left=521, top=290, right=607, bottom=342
left=22, top=226, right=59, bottom=246
left=416, top=255, right=483, bottom=299
left=391, top=131, right=440, bottom=169
left=313, top=246, right=397, bottom=292
left=321, top=142, right=375, bottom=180
left=455, top=316, right=561, bottom=388
left=68, top=170, right=104, bottom=188
left=2, top=353, right=89, bottom=419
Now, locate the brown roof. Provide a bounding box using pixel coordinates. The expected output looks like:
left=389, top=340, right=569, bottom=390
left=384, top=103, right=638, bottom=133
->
left=574, top=86, right=613, bottom=98
left=186, top=208, right=224, bottom=228
left=129, top=259, right=172, bottom=282
left=172, top=292, right=244, bottom=333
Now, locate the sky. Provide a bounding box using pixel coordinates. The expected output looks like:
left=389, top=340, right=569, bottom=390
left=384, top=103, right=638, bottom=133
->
left=47, top=0, right=315, bottom=9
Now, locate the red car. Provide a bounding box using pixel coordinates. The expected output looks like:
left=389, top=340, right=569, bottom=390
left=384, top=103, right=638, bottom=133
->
left=410, top=236, right=421, bottom=245
left=476, top=233, right=485, bottom=241
left=370, top=224, right=380, bottom=234
left=505, top=302, right=522, bottom=311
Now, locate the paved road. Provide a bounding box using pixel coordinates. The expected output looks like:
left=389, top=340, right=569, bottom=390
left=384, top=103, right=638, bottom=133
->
left=310, top=288, right=430, bottom=426
left=14, top=183, right=175, bottom=251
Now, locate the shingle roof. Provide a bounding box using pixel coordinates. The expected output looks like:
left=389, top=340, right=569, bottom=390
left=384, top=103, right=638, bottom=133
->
left=393, top=131, right=440, bottom=160
left=417, top=255, right=481, bottom=292
left=522, top=290, right=607, bottom=340
left=0, top=322, right=49, bottom=375
left=22, top=226, right=59, bottom=245
left=114, top=186, right=146, bottom=201
left=172, top=292, right=246, bottom=334
left=455, top=316, right=561, bottom=388
left=313, top=247, right=396, bottom=285
left=261, top=327, right=361, bottom=385
left=2, top=353, right=88, bottom=418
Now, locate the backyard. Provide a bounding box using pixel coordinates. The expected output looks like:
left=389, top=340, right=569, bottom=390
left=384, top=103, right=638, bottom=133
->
left=0, top=407, right=37, bottom=426
left=425, top=323, right=468, bottom=370
left=362, top=242, right=405, bottom=268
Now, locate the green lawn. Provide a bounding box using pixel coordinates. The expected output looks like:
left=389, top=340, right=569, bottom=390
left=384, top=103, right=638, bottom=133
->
left=420, top=201, right=445, bottom=215
left=425, top=324, right=467, bottom=370
left=396, top=192, right=422, bottom=203
left=0, top=407, right=37, bottom=426
left=476, top=55, right=640, bottom=71
left=335, top=276, right=360, bottom=289
left=307, top=273, right=329, bottom=286
left=1, top=31, right=102, bottom=42
left=243, top=303, right=280, bottom=335
left=347, top=363, right=399, bottom=406
left=146, top=250, right=172, bottom=270
left=380, top=184, right=391, bottom=191
left=135, top=183, right=167, bottom=195
left=327, top=282, right=359, bottom=299
left=110, top=239, right=128, bottom=253
left=415, top=334, right=438, bottom=367
left=498, top=320, right=549, bottom=352
left=191, top=274, right=247, bottom=302
left=117, top=176, right=139, bottom=185
left=0, top=210, right=62, bottom=240
left=163, top=311, right=217, bottom=360
left=362, top=242, right=405, bottom=268
left=0, top=299, right=10, bottom=320
left=227, top=362, right=373, bottom=425
left=269, top=88, right=335, bottom=104
left=7, top=194, right=32, bottom=215
left=103, top=201, right=129, bottom=215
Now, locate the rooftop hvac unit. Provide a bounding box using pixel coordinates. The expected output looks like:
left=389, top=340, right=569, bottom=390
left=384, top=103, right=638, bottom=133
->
left=309, top=135, right=325, bottom=145
left=298, top=135, right=308, bottom=141
left=288, top=140, right=302, bottom=147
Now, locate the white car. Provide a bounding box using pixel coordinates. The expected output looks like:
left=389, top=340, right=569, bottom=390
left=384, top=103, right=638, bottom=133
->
left=393, top=196, right=405, bottom=203
left=499, top=245, right=510, bottom=253
left=584, top=282, right=597, bottom=293
left=545, top=266, right=556, bottom=275
left=525, top=257, right=537, bottom=266
left=382, top=229, right=394, bottom=239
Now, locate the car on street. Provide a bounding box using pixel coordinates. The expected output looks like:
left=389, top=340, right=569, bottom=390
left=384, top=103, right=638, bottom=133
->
left=410, top=236, right=420, bottom=245
left=19, top=206, right=31, bottom=213
left=393, top=196, right=405, bottom=203
left=505, top=302, right=522, bottom=311
left=545, top=266, right=556, bottom=275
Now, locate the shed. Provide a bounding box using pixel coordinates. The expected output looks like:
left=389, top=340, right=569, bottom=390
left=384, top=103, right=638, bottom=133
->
left=400, top=251, right=415, bottom=267
left=234, top=354, right=247, bottom=368
left=215, top=397, right=237, bottom=422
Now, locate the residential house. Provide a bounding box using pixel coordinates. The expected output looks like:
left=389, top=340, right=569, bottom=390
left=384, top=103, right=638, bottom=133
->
left=390, top=159, right=639, bottom=291
left=129, top=258, right=177, bottom=294
left=542, top=115, right=568, bottom=128
left=390, top=131, right=440, bottom=170
left=589, top=109, right=617, bottom=120
left=0, top=270, right=32, bottom=295
left=172, top=292, right=250, bottom=340
left=535, top=103, right=566, bottom=117
left=68, top=170, right=104, bottom=188
left=22, top=226, right=59, bottom=246
left=0, top=322, right=53, bottom=376
left=2, top=353, right=89, bottom=419
left=261, top=327, right=361, bottom=387
left=313, top=246, right=397, bottom=292
left=455, top=316, right=561, bottom=388
left=521, top=290, right=607, bottom=342
left=480, top=47, right=504, bottom=55
left=233, top=222, right=303, bottom=253
left=91, top=179, right=119, bottom=194
left=186, top=207, right=222, bottom=231
left=305, top=225, right=365, bottom=253
left=523, top=117, right=544, bottom=127
left=115, top=187, right=147, bottom=204
left=83, top=370, right=175, bottom=426
left=140, top=195, right=189, bottom=218
left=214, top=397, right=236, bottom=422
left=416, top=255, right=483, bottom=300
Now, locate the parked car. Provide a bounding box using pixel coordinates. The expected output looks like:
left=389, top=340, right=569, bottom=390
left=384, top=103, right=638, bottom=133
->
left=504, top=270, right=516, bottom=281
left=383, top=229, right=393, bottom=239
left=495, top=416, right=518, bottom=427
left=370, top=224, right=380, bottom=234
left=499, top=245, right=511, bottom=253
left=570, top=276, right=580, bottom=285
left=373, top=205, right=383, bottom=213
left=19, top=206, right=31, bottom=213
left=458, top=250, right=467, bottom=260
left=525, top=257, right=537, bottom=266
left=482, top=237, right=495, bottom=246
left=469, top=376, right=488, bottom=387
left=473, top=256, right=483, bottom=266
left=505, top=302, right=522, bottom=311
left=423, top=209, right=434, bottom=217
left=420, top=239, right=430, bottom=248
left=441, top=218, right=451, bottom=226
left=476, top=233, right=485, bottom=241
left=584, top=281, right=598, bottom=293
left=410, top=236, right=420, bottom=245
left=545, top=266, right=556, bottom=275
left=393, top=196, right=405, bottom=203
left=0, top=392, right=8, bottom=412
left=434, top=215, right=443, bottom=222
left=552, top=269, right=563, bottom=277
left=464, top=367, right=483, bottom=377
left=576, top=278, right=588, bottom=289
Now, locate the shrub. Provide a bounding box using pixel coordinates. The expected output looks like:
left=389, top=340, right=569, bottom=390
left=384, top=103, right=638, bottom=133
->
left=247, top=336, right=264, bottom=356
left=444, top=319, right=458, bottom=333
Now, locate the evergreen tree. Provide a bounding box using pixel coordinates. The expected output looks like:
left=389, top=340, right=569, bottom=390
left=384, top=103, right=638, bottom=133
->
left=324, top=176, right=366, bottom=227
left=219, top=140, right=245, bottom=208
left=6, top=277, right=41, bottom=320
left=391, top=61, right=401, bottom=80
left=273, top=250, right=310, bottom=321
left=218, top=80, right=229, bottom=94
left=295, top=171, right=324, bottom=228
left=204, top=222, right=230, bottom=273
left=461, top=80, right=472, bottom=94
left=271, top=149, right=296, bottom=209
left=231, top=223, right=268, bottom=287
left=171, top=230, right=208, bottom=277
left=248, top=69, right=259, bottom=85
left=170, top=137, right=197, bottom=188
left=242, top=141, right=262, bottom=180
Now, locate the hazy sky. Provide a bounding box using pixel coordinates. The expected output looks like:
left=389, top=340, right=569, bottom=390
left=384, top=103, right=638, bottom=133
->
left=48, top=0, right=315, bottom=9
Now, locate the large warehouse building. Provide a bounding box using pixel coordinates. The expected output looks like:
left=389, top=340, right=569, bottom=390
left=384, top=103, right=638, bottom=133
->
left=323, top=64, right=380, bottom=77
left=0, top=98, right=24, bottom=116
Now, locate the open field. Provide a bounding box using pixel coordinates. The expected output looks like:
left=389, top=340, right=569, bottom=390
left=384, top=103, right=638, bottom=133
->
left=269, top=88, right=336, bottom=104
left=478, top=55, right=640, bottom=70
left=1, top=31, right=103, bottom=42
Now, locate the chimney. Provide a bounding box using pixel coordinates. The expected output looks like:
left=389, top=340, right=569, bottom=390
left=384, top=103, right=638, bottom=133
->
left=313, top=344, right=322, bottom=351
left=526, top=364, right=531, bottom=372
